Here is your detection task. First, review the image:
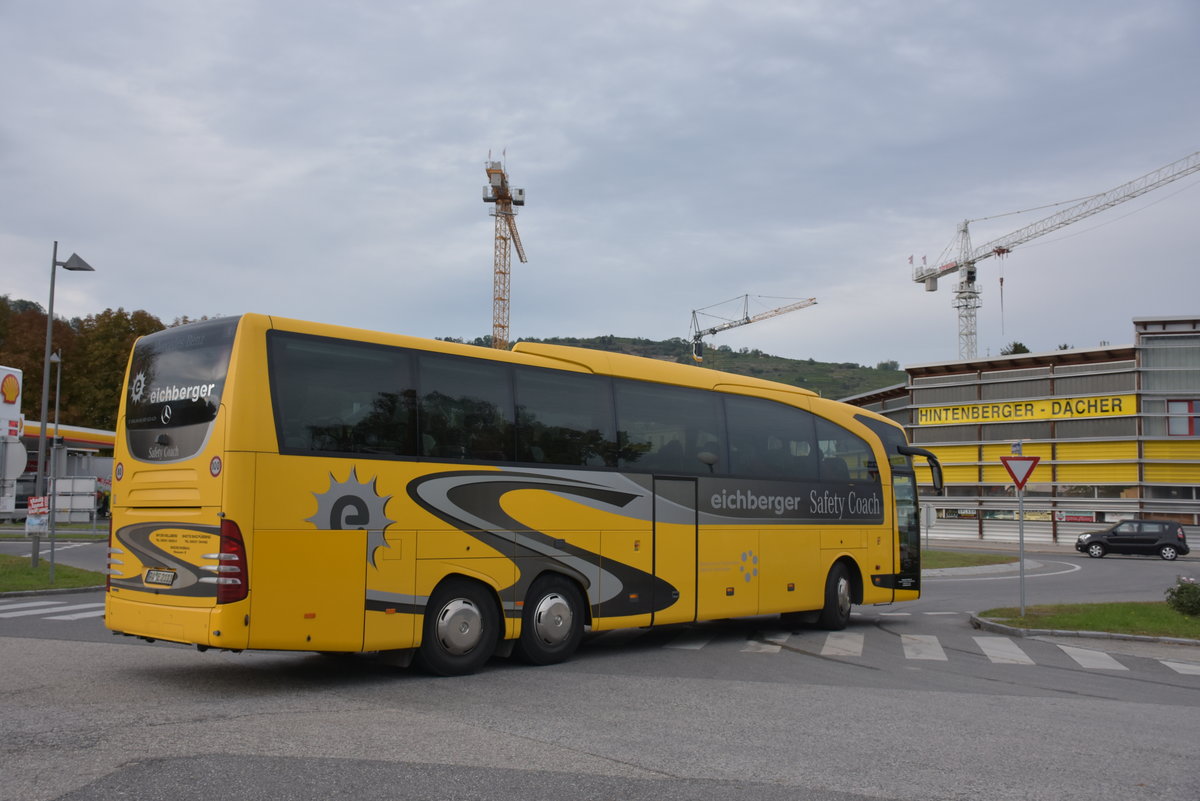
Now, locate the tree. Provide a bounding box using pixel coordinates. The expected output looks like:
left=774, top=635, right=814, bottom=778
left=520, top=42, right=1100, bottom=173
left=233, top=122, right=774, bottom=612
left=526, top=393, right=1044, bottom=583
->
left=876, top=360, right=900, bottom=371
left=70, top=309, right=165, bottom=430
left=0, top=305, right=78, bottom=422
left=1057, top=343, right=1074, bottom=350
left=1000, top=341, right=1031, bottom=355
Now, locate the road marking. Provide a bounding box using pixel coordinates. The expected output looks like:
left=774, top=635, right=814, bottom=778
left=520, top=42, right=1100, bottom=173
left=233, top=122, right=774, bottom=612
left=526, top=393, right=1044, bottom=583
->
left=0, top=602, right=105, bottom=618
left=821, top=632, right=864, bottom=657
left=45, top=604, right=106, bottom=620
left=741, top=630, right=790, bottom=653
left=922, top=611, right=961, bottom=616
left=974, top=636, right=1035, bottom=665
left=1161, top=661, right=1200, bottom=676
left=1058, top=644, right=1127, bottom=670
left=0, top=601, right=64, bottom=612
left=925, top=560, right=1082, bottom=582
left=901, top=634, right=947, bottom=661
left=664, top=632, right=713, bottom=650
left=879, top=612, right=911, bottom=617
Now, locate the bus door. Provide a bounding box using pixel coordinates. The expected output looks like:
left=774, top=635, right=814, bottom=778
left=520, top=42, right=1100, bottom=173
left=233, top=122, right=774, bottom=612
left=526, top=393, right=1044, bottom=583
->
left=893, top=471, right=920, bottom=594
left=652, top=478, right=697, bottom=625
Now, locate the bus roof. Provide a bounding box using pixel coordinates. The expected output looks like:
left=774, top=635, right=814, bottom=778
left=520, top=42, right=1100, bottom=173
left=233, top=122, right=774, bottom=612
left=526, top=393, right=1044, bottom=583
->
left=257, top=312, right=819, bottom=399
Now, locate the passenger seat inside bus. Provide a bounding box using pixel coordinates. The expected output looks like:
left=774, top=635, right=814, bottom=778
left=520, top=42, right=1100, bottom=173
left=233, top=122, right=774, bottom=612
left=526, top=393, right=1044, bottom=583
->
left=821, top=456, right=850, bottom=480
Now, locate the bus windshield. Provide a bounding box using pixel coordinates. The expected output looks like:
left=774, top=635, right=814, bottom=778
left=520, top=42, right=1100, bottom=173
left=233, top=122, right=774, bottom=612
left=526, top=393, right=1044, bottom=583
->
left=124, top=316, right=240, bottom=462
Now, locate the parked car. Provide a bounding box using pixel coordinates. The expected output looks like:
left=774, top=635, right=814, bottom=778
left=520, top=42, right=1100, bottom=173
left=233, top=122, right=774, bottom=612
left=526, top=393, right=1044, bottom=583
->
left=1075, top=519, right=1190, bottom=561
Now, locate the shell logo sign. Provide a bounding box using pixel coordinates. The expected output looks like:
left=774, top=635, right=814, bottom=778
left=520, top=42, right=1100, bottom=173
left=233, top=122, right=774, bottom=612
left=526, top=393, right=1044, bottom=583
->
left=0, top=373, right=19, bottom=405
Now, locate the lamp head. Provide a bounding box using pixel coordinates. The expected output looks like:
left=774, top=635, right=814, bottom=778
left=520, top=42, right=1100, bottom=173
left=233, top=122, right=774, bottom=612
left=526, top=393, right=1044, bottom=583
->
left=59, top=253, right=94, bottom=272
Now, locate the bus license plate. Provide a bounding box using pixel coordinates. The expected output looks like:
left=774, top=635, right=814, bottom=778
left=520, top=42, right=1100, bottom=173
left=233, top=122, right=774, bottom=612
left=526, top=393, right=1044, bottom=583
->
left=144, top=569, right=177, bottom=587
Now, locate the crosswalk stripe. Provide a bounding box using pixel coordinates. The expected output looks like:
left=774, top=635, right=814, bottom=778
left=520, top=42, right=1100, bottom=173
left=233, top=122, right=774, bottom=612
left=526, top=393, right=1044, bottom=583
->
left=45, top=607, right=106, bottom=621
left=741, top=630, right=790, bottom=653
left=821, top=632, right=864, bottom=657
left=0, top=601, right=64, bottom=612
left=0, top=602, right=104, bottom=619
left=974, top=636, right=1035, bottom=665
left=1161, top=661, right=1200, bottom=676
left=1058, top=644, right=1128, bottom=671
left=901, top=634, right=947, bottom=661
left=664, top=632, right=713, bottom=650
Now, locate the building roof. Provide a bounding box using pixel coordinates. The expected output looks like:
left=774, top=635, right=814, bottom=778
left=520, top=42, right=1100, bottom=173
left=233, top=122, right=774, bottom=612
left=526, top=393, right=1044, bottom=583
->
left=904, top=344, right=1136, bottom=378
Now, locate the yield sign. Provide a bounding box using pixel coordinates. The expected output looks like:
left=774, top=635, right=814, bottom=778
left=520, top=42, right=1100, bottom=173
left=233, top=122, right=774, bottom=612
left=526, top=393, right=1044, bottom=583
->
left=1000, top=455, right=1040, bottom=489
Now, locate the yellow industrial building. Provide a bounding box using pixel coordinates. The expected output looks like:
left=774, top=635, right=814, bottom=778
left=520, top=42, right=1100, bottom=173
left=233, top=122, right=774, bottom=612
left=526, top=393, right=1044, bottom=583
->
left=845, top=316, right=1199, bottom=543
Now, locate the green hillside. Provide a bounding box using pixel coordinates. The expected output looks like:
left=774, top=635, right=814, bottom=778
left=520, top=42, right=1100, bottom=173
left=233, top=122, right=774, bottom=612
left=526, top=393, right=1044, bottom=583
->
left=513, top=335, right=906, bottom=399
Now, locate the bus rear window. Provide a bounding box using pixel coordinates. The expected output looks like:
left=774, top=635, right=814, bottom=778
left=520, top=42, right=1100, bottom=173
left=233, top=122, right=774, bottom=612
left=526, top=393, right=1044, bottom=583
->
left=125, top=316, right=239, bottom=462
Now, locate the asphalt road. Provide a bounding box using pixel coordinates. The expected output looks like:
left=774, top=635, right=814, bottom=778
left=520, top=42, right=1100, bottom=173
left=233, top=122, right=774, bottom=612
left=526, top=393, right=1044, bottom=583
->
left=2, top=540, right=1199, bottom=801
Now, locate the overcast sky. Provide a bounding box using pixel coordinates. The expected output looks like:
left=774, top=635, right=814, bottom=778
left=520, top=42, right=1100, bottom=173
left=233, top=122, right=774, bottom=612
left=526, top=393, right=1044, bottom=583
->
left=2, top=1, right=1198, bottom=369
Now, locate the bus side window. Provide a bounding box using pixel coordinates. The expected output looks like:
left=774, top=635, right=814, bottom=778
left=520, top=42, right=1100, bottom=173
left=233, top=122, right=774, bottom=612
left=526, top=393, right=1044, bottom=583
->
left=815, top=417, right=875, bottom=483
left=418, top=354, right=515, bottom=462
left=268, top=332, right=417, bottom=457
left=725, top=395, right=818, bottom=480
left=514, top=368, right=617, bottom=468
left=614, top=381, right=725, bottom=474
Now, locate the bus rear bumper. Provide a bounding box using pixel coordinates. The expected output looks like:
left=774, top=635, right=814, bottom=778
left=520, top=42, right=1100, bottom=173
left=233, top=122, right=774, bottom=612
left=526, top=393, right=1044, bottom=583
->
left=106, top=593, right=248, bottom=649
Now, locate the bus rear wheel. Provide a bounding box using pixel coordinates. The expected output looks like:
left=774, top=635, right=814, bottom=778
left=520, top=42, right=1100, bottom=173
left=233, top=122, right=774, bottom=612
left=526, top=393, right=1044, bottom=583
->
left=514, top=574, right=584, bottom=665
left=417, top=578, right=499, bottom=676
left=817, top=563, right=853, bottom=631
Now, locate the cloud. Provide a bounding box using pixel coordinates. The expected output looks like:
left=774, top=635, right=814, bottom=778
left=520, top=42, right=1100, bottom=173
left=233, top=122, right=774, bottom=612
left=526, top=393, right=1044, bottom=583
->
left=1, top=0, right=1197, bottom=368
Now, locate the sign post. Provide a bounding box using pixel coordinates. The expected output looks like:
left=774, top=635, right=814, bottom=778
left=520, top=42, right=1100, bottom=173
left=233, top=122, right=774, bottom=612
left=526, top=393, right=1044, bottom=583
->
left=25, top=496, right=49, bottom=568
left=1001, top=448, right=1041, bottom=616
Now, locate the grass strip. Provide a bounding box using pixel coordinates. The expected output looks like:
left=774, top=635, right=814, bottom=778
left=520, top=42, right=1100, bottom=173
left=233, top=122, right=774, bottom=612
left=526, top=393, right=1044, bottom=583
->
left=980, top=602, right=1200, bottom=640
left=0, top=553, right=106, bottom=593
left=922, top=550, right=1017, bottom=570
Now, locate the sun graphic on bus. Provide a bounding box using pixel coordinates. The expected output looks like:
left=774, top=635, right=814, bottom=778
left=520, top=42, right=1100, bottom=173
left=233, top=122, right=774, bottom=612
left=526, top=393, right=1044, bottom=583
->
left=130, top=372, right=147, bottom=403
left=306, top=468, right=395, bottom=567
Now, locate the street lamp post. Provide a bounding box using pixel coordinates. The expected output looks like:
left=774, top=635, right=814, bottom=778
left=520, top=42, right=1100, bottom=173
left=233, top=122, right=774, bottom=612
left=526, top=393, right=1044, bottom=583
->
left=48, top=351, right=61, bottom=584
left=31, top=241, right=94, bottom=567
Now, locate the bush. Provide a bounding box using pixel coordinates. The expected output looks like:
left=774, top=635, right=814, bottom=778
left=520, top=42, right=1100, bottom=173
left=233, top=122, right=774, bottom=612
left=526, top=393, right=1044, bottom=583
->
left=1165, top=576, right=1200, bottom=617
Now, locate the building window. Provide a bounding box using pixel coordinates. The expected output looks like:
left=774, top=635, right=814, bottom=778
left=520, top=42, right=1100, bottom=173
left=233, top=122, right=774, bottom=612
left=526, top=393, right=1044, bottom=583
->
left=1167, top=400, right=1200, bottom=436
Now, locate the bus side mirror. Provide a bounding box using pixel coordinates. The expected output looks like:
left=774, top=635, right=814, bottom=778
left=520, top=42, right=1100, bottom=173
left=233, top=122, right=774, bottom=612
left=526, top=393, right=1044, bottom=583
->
left=898, top=445, right=943, bottom=495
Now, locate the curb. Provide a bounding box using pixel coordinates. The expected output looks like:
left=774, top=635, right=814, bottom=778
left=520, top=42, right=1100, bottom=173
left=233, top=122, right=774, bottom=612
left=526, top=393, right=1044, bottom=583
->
left=1, top=585, right=105, bottom=598
left=969, top=614, right=1200, bottom=647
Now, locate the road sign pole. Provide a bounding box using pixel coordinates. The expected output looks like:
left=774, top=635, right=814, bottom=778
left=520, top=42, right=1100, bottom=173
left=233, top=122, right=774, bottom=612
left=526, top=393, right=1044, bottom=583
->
left=1001, top=448, right=1040, bottom=619
left=1018, top=485, right=1025, bottom=616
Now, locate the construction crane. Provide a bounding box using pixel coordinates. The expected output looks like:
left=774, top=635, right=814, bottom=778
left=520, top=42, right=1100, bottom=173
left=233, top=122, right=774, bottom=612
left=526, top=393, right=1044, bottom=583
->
left=483, top=158, right=527, bottom=350
left=689, top=294, right=817, bottom=362
left=915, top=150, right=1200, bottom=360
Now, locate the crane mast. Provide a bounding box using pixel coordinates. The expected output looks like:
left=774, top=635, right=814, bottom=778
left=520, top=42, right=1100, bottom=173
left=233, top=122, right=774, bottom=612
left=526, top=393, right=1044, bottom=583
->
left=915, top=150, right=1200, bottom=360
left=689, top=295, right=817, bottom=362
left=483, top=159, right=527, bottom=350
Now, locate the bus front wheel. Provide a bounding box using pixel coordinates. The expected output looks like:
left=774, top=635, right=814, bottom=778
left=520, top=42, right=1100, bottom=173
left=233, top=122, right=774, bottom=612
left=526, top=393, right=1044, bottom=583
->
left=417, top=578, right=500, bottom=676
left=514, top=574, right=585, bottom=665
left=817, top=563, right=853, bottom=631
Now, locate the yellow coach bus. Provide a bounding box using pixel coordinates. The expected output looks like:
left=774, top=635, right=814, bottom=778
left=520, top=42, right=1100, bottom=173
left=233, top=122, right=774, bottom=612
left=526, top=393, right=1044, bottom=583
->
left=106, top=314, right=942, bottom=675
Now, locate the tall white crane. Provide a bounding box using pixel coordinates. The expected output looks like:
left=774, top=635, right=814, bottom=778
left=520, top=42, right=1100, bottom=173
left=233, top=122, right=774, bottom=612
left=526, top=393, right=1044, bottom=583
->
left=689, top=294, right=817, bottom=362
left=915, top=150, right=1200, bottom=360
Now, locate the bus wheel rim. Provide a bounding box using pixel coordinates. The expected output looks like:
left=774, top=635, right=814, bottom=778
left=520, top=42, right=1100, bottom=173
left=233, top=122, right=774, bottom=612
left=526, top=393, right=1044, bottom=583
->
left=836, top=576, right=851, bottom=618
left=435, top=599, right=483, bottom=655
left=532, top=592, right=573, bottom=646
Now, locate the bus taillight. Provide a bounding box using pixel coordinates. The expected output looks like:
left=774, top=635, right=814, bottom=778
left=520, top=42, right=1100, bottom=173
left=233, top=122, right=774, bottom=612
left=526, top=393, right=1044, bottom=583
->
left=211, top=519, right=248, bottom=604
